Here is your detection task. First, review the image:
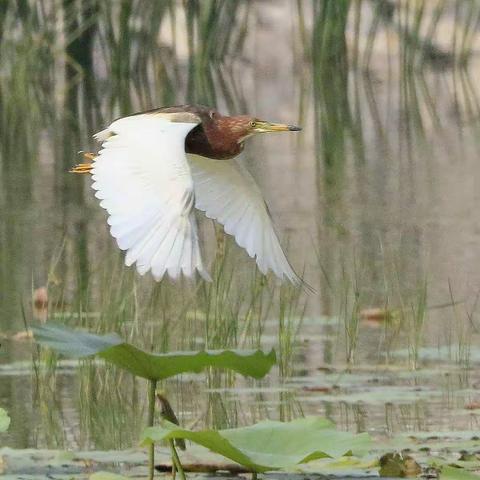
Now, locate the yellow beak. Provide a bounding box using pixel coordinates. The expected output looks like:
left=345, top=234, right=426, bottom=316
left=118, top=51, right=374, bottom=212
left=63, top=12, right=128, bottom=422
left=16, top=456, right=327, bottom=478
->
left=253, top=120, right=302, bottom=133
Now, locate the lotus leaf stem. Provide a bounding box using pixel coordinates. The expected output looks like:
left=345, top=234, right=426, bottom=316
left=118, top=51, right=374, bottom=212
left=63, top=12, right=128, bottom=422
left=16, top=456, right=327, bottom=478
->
left=169, top=440, right=177, bottom=480
left=170, top=439, right=186, bottom=480
left=148, top=379, right=157, bottom=480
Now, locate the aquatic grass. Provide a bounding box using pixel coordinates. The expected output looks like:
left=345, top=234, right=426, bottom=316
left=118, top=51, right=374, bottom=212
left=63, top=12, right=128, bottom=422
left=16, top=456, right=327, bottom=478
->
left=278, top=284, right=305, bottom=378
left=78, top=359, right=145, bottom=450
left=297, top=0, right=480, bottom=72
left=316, top=249, right=372, bottom=368
left=1, top=0, right=252, bottom=128
left=447, top=280, right=472, bottom=371
left=184, top=0, right=250, bottom=104
left=201, top=244, right=240, bottom=350
left=34, top=349, right=68, bottom=449
left=314, top=243, right=436, bottom=370
left=406, top=279, right=428, bottom=371
left=205, top=369, right=237, bottom=431
left=239, top=270, right=273, bottom=349
left=341, top=261, right=362, bottom=368
left=278, top=389, right=305, bottom=424
left=23, top=272, right=70, bottom=449
left=382, top=264, right=429, bottom=371
left=361, top=0, right=471, bottom=70
left=197, top=239, right=283, bottom=355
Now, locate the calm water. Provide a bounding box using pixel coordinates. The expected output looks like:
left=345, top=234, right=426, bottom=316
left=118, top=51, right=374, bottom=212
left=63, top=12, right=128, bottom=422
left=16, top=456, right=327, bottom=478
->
left=1, top=0, right=480, bottom=452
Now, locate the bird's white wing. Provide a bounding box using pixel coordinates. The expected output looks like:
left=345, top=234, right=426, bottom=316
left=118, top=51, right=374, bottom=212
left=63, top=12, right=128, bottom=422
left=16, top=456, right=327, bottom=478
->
left=189, top=154, right=302, bottom=286
left=91, top=114, right=211, bottom=281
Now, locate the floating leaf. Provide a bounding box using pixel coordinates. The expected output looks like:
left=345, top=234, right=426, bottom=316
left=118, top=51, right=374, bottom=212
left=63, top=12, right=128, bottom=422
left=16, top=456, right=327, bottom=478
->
left=142, top=417, right=371, bottom=473
left=32, top=324, right=275, bottom=380
left=306, top=454, right=379, bottom=472
left=379, top=452, right=421, bottom=477
left=440, top=465, right=480, bottom=479
left=90, top=473, right=129, bottom=480
left=0, top=408, right=10, bottom=432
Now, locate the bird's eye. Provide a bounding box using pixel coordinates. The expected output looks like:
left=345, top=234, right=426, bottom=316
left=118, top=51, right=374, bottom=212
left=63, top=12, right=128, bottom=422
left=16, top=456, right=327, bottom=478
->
left=250, top=121, right=256, bottom=128
left=209, top=111, right=217, bottom=119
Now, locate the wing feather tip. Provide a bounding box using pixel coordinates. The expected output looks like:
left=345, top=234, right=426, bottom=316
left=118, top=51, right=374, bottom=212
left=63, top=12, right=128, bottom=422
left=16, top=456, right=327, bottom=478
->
left=93, top=128, right=112, bottom=142
left=125, top=253, right=212, bottom=283
left=198, top=268, right=212, bottom=282
left=285, top=271, right=316, bottom=294
left=151, top=267, right=212, bottom=283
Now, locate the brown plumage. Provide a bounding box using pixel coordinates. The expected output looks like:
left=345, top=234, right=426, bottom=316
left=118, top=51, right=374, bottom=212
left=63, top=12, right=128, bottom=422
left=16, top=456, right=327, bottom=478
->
left=131, top=104, right=300, bottom=160
left=71, top=105, right=301, bottom=173
left=186, top=114, right=253, bottom=159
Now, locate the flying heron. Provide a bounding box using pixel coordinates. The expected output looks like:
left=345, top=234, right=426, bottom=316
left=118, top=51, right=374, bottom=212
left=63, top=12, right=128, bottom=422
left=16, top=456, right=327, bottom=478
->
left=72, top=104, right=304, bottom=286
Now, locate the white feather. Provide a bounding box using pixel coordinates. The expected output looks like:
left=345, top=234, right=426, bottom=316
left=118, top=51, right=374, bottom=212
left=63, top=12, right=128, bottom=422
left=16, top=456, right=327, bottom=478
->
left=91, top=114, right=211, bottom=281
left=189, top=154, right=302, bottom=286
left=93, top=128, right=111, bottom=142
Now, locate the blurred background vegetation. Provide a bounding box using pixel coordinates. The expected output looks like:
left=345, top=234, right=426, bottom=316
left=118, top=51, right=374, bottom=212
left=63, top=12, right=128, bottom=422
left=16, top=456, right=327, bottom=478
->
left=1, top=0, right=480, bottom=452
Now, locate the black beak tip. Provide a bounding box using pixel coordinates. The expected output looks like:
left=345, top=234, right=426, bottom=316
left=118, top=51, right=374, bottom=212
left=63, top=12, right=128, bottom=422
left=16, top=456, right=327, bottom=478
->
left=288, top=125, right=302, bottom=131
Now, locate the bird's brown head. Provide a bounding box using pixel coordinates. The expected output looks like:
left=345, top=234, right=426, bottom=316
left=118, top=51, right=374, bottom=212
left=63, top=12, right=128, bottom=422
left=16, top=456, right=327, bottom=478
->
left=216, top=114, right=302, bottom=142
left=186, top=108, right=302, bottom=160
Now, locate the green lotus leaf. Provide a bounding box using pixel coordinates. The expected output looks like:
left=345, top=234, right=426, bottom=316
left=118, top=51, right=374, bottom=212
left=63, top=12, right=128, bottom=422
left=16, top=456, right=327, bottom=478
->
left=32, top=323, right=275, bottom=380
left=0, top=407, right=10, bottom=432
left=142, top=417, right=371, bottom=473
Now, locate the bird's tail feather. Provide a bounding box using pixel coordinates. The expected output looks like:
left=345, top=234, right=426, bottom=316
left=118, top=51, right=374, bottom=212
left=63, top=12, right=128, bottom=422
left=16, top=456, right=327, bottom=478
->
left=114, top=210, right=210, bottom=282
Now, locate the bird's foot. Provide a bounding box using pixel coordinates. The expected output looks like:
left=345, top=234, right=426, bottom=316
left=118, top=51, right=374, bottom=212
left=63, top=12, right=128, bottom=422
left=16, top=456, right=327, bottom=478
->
left=70, top=152, right=96, bottom=174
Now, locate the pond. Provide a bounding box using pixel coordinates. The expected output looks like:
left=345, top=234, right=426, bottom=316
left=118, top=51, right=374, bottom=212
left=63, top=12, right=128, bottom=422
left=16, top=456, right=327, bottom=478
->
left=1, top=0, right=480, bottom=478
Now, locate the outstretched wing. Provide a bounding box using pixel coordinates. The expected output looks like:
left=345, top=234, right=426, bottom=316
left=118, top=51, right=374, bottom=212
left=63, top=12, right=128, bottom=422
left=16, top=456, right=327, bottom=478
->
left=91, top=114, right=211, bottom=281
left=189, top=154, right=302, bottom=286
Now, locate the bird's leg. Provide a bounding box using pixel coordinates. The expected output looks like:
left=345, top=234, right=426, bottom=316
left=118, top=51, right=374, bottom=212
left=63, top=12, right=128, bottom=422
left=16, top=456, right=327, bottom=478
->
left=70, top=152, right=96, bottom=174
left=83, top=152, right=96, bottom=161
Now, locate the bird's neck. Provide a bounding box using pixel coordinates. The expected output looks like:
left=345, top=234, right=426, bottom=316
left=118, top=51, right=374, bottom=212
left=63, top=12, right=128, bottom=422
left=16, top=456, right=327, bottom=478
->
left=185, top=123, right=243, bottom=160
